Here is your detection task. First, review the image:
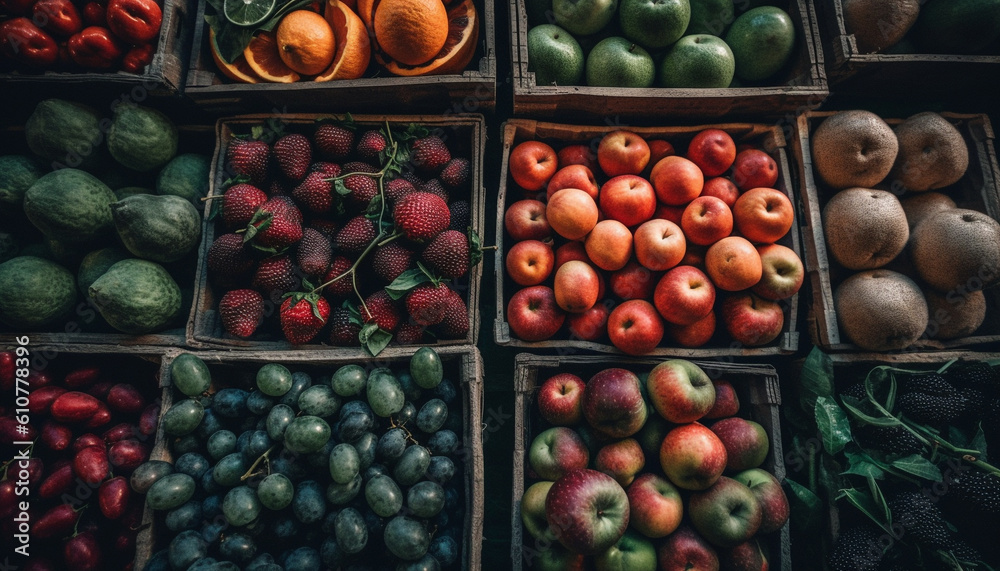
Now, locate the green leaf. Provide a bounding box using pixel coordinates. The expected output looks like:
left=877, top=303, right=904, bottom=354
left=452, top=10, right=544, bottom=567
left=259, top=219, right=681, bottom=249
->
left=784, top=478, right=823, bottom=532
left=468, top=229, right=483, bottom=268
left=365, top=194, right=384, bottom=218
left=949, top=425, right=972, bottom=449
left=867, top=475, right=891, bottom=524
left=815, top=396, right=853, bottom=454
left=364, top=328, right=393, bottom=357
left=843, top=449, right=886, bottom=479
left=416, top=260, right=442, bottom=286
left=208, top=195, right=222, bottom=221
left=799, top=346, right=834, bottom=413
left=334, top=178, right=351, bottom=196
left=839, top=486, right=890, bottom=532
left=385, top=268, right=432, bottom=300
left=890, top=454, right=942, bottom=481
left=841, top=395, right=901, bottom=427
left=971, top=426, right=989, bottom=463
left=250, top=125, right=265, bottom=141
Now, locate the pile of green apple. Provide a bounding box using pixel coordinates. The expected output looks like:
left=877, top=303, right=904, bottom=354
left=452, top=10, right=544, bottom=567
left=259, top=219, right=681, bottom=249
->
left=520, top=359, right=789, bottom=570
left=525, top=0, right=798, bottom=88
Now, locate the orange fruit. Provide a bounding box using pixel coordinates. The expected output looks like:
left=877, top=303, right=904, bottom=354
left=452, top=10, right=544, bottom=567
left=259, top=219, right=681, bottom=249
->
left=276, top=10, right=336, bottom=75
left=245, top=31, right=301, bottom=83
left=357, top=0, right=375, bottom=27
left=316, top=0, right=371, bottom=81
left=210, top=29, right=260, bottom=83
left=373, top=0, right=449, bottom=66
left=377, top=0, right=478, bottom=76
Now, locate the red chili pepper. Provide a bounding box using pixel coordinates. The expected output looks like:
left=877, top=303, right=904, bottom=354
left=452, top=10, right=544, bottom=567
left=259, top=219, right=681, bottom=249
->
left=121, top=41, right=153, bottom=73
left=0, top=17, right=59, bottom=67
left=67, top=25, right=122, bottom=68
left=106, top=0, right=161, bottom=44
left=32, top=0, right=84, bottom=38
left=81, top=2, right=107, bottom=27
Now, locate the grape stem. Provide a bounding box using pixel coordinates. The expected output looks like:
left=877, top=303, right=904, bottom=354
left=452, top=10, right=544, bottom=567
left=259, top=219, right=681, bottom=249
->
left=241, top=445, right=277, bottom=481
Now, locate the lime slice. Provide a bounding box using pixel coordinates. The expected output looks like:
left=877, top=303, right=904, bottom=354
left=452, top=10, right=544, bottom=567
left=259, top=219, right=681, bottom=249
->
left=224, top=0, right=277, bottom=27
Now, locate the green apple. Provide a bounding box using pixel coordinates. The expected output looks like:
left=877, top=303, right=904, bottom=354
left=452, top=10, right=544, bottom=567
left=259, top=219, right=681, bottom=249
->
left=724, top=6, right=795, bottom=81
left=521, top=481, right=558, bottom=541
left=528, top=24, right=586, bottom=86
left=553, top=0, right=619, bottom=36
left=658, top=34, right=735, bottom=88
left=687, top=0, right=734, bottom=35
left=688, top=476, right=762, bottom=548
left=586, top=36, right=656, bottom=87
left=619, top=0, right=690, bottom=50
left=594, top=529, right=658, bottom=571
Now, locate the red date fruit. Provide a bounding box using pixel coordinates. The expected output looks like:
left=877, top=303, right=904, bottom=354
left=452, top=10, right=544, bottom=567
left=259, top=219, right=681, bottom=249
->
left=21, top=557, right=57, bottom=571
left=0, top=415, right=36, bottom=441
left=34, top=503, right=79, bottom=539
left=64, top=531, right=102, bottom=571
left=73, top=445, right=109, bottom=486
left=107, top=383, right=145, bottom=415
left=39, top=461, right=74, bottom=500
left=86, top=380, right=114, bottom=400
left=27, top=369, right=53, bottom=389
left=0, top=480, right=16, bottom=519
left=139, top=402, right=159, bottom=436
left=83, top=402, right=111, bottom=429
left=40, top=420, right=73, bottom=451
left=65, top=366, right=101, bottom=388
left=72, top=433, right=103, bottom=453
left=98, top=476, right=130, bottom=519
left=0, top=351, right=14, bottom=392
left=103, top=422, right=139, bottom=443
left=51, top=391, right=100, bottom=423
left=108, top=439, right=148, bottom=471
left=28, top=386, right=68, bottom=415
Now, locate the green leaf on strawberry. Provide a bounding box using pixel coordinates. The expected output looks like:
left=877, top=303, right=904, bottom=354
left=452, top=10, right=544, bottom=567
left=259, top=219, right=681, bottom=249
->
left=385, top=268, right=433, bottom=301
left=359, top=323, right=392, bottom=356
left=334, top=178, right=351, bottom=196
left=468, top=229, right=483, bottom=268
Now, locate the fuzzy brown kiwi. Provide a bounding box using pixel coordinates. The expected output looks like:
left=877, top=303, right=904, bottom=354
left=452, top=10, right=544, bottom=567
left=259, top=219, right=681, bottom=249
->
left=823, top=187, right=909, bottom=270
left=842, top=0, right=921, bottom=53
left=811, top=110, right=899, bottom=190
left=889, top=112, right=969, bottom=192
left=910, top=208, right=1000, bottom=292
left=835, top=269, right=928, bottom=351
left=900, top=191, right=956, bottom=231
left=923, top=287, right=986, bottom=340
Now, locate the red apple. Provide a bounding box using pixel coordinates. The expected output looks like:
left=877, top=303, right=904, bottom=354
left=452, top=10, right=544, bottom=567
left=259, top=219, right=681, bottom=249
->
left=705, top=380, right=739, bottom=419
left=545, top=469, right=630, bottom=556
left=660, top=422, right=727, bottom=491
left=599, top=175, right=657, bottom=227
left=510, top=140, right=558, bottom=191
left=641, top=139, right=677, bottom=178
left=555, top=241, right=589, bottom=268
left=680, top=243, right=708, bottom=269
left=705, top=236, right=762, bottom=292
left=558, top=143, right=599, bottom=172
left=732, top=468, right=789, bottom=534
left=634, top=218, right=686, bottom=271
left=595, top=438, right=645, bottom=486
left=688, top=476, right=762, bottom=547
left=529, top=426, right=590, bottom=480
left=547, top=164, right=599, bottom=200
left=732, top=149, right=778, bottom=191
left=627, top=473, right=683, bottom=539
left=567, top=301, right=612, bottom=342
left=720, top=539, right=768, bottom=571
left=732, top=187, right=794, bottom=244
left=658, top=525, right=720, bottom=571
left=598, top=130, right=651, bottom=176
left=701, top=177, right=740, bottom=208
left=646, top=359, right=716, bottom=423
left=506, top=239, right=555, bottom=286
left=687, top=129, right=736, bottom=177
left=654, top=203, right=686, bottom=226
left=651, top=156, right=704, bottom=206
left=610, top=261, right=656, bottom=301
left=585, top=219, right=633, bottom=271
left=710, top=417, right=769, bottom=471
left=682, top=196, right=734, bottom=246
left=720, top=292, right=784, bottom=347
left=538, top=373, right=586, bottom=426
left=554, top=260, right=600, bottom=313
left=505, top=199, right=552, bottom=241
left=668, top=311, right=716, bottom=348
left=547, top=187, right=599, bottom=240
left=607, top=300, right=664, bottom=355
left=752, top=244, right=804, bottom=301
left=654, top=266, right=716, bottom=326
left=583, top=368, right=649, bottom=438
left=595, top=529, right=658, bottom=571
left=507, top=285, right=566, bottom=342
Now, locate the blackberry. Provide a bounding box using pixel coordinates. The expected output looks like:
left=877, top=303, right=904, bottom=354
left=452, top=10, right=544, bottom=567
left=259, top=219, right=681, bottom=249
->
left=947, top=470, right=1000, bottom=517
left=959, top=387, right=988, bottom=416
left=855, top=425, right=923, bottom=456
left=899, top=372, right=956, bottom=397
left=942, top=538, right=984, bottom=563
left=841, top=382, right=868, bottom=402
left=948, top=362, right=1000, bottom=398
left=887, top=490, right=952, bottom=548
left=897, top=392, right=965, bottom=425
left=448, top=199, right=471, bottom=233
left=829, top=522, right=884, bottom=571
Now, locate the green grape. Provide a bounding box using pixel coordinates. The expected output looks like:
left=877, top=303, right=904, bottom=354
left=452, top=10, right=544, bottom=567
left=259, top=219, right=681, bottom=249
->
left=256, top=363, right=293, bottom=396
left=326, top=473, right=362, bottom=505
left=131, top=460, right=173, bottom=494
left=334, top=507, right=368, bottom=555
left=415, top=399, right=448, bottom=434
left=170, top=353, right=212, bottom=396
left=207, top=430, right=237, bottom=460
left=147, top=473, right=196, bottom=511
left=367, top=369, right=405, bottom=418
left=223, top=485, right=261, bottom=526
left=161, top=399, right=205, bottom=436
left=298, top=384, right=341, bottom=417
left=406, top=481, right=445, bottom=518
left=266, top=404, right=296, bottom=442
left=329, top=443, right=360, bottom=485
left=384, top=516, right=430, bottom=561
left=365, top=474, right=402, bottom=518
left=331, top=364, right=367, bottom=397
left=409, top=347, right=443, bottom=389
left=283, top=416, right=331, bottom=454
left=256, top=473, right=294, bottom=510
left=212, top=453, right=247, bottom=487
left=393, top=446, right=431, bottom=487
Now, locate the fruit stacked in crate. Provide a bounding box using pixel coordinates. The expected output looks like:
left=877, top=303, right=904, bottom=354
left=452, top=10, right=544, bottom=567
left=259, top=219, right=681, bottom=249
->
left=837, top=0, right=999, bottom=56
left=204, top=117, right=481, bottom=354
left=520, top=359, right=788, bottom=570
left=141, top=348, right=466, bottom=570
left=0, top=351, right=161, bottom=570
left=503, top=128, right=801, bottom=354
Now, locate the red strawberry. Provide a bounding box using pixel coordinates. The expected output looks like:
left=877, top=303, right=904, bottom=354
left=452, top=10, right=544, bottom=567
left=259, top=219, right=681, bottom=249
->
left=329, top=307, right=361, bottom=346
left=222, top=183, right=268, bottom=230
left=323, top=255, right=354, bottom=297
left=334, top=216, right=377, bottom=253
left=315, top=124, right=354, bottom=160
left=405, top=284, right=451, bottom=326
left=440, top=157, right=470, bottom=188
left=436, top=287, right=469, bottom=339
left=296, top=228, right=332, bottom=277
left=226, top=138, right=270, bottom=186
left=396, top=323, right=427, bottom=345
left=207, top=233, right=256, bottom=287
left=309, top=161, right=341, bottom=178
left=371, top=242, right=415, bottom=283
left=393, top=192, right=450, bottom=242
left=448, top=199, right=471, bottom=232
left=343, top=173, right=379, bottom=207
left=401, top=171, right=425, bottom=188
left=280, top=293, right=330, bottom=344
left=310, top=219, right=339, bottom=242
left=252, top=255, right=297, bottom=299
left=218, top=289, right=264, bottom=338
left=385, top=178, right=417, bottom=203
left=292, top=171, right=333, bottom=214
left=343, top=161, right=378, bottom=174
left=421, top=178, right=449, bottom=203
left=357, top=130, right=387, bottom=162
left=411, top=136, right=451, bottom=173
left=273, top=134, right=312, bottom=181
left=362, top=289, right=401, bottom=332
left=246, top=196, right=303, bottom=250
left=269, top=179, right=289, bottom=196
left=422, top=229, right=469, bottom=278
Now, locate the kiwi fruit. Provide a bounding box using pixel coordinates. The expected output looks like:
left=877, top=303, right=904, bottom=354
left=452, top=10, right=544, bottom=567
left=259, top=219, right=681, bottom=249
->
left=835, top=269, right=928, bottom=351
left=910, top=208, right=1000, bottom=292
left=900, top=191, right=956, bottom=230
left=811, top=110, right=899, bottom=190
left=889, top=112, right=969, bottom=192
left=923, top=288, right=986, bottom=340
left=842, top=0, right=921, bottom=53
left=823, top=188, right=909, bottom=270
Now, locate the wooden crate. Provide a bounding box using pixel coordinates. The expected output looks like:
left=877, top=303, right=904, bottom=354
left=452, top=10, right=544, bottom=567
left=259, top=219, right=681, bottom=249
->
left=183, top=0, right=496, bottom=113
left=187, top=113, right=485, bottom=351
left=511, top=353, right=790, bottom=571
left=793, top=111, right=1000, bottom=352
left=510, top=0, right=827, bottom=120
left=0, top=0, right=194, bottom=96
left=494, top=119, right=801, bottom=357
left=815, top=0, right=1000, bottom=95
left=133, top=345, right=484, bottom=570
left=0, top=124, right=216, bottom=348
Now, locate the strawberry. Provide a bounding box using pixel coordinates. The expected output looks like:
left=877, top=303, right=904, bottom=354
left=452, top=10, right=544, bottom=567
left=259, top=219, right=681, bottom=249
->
left=207, top=233, right=256, bottom=287
left=328, top=307, right=361, bottom=346
left=343, top=173, right=379, bottom=207
left=245, top=196, right=303, bottom=250
left=421, top=178, right=449, bottom=203
left=273, top=134, right=312, bottom=181
left=226, top=138, right=270, bottom=186
left=393, top=192, right=450, bottom=242
left=422, top=230, right=469, bottom=278
left=401, top=171, right=425, bottom=188
left=343, top=161, right=378, bottom=175
left=268, top=179, right=289, bottom=196
left=440, top=157, right=470, bottom=188
left=296, top=228, right=332, bottom=277
left=292, top=171, right=333, bottom=214
left=405, top=284, right=451, bottom=326
left=396, top=323, right=427, bottom=345
left=371, top=242, right=415, bottom=283
left=315, top=124, right=354, bottom=161
left=251, top=255, right=298, bottom=299
left=385, top=178, right=417, bottom=203
left=323, top=255, right=354, bottom=297
left=362, top=289, right=401, bottom=333
left=280, top=293, right=330, bottom=345
left=219, top=289, right=264, bottom=338
left=309, top=161, right=341, bottom=178
left=436, top=287, right=468, bottom=339
left=448, top=199, right=471, bottom=232
left=356, top=130, right=387, bottom=163
left=334, top=216, right=377, bottom=253
left=411, top=136, right=451, bottom=173
left=310, top=219, right=339, bottom=242
left=222, top=183, right=268, bottom=229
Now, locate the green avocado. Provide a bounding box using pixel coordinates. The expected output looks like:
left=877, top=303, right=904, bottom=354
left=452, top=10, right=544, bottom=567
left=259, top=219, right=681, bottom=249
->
left=88, top=259, right=181, bottom=334
left=107, top=104, right=178, bottom=172
left=156, top=153, right=211, bottom=205
left=0, top=155, right=46, bottom=207
left=111, top=194, right=202, bottom=263
left=24, top=99, right=105, bottom=171
left=0, top=256, right=77, bottom=328
left=23, top=169, right=117, bottom=243
left=77, top=247, right=132, bottom=297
